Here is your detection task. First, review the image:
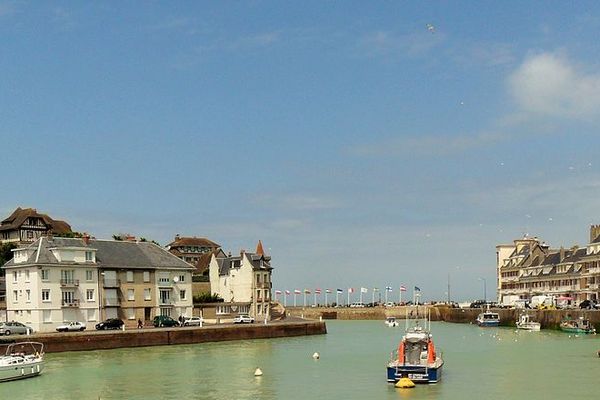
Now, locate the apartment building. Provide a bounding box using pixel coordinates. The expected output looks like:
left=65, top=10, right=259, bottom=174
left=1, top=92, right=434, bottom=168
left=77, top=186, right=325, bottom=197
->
left=2, top=236, right=194, bottom=332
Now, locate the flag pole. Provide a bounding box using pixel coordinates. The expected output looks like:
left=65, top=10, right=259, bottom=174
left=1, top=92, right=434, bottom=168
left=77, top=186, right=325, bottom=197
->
left=284, top=293, right=287, bottom=307
left=371, top=290, right=374, bottom=305
left=347, top=289, right=350, bottom=306
left=303, top=291, right=306, bottom=307
left=325, top=291, right=328, bottom=307
left=336, top=291, right=339, bottom=306
left=294, top=293, right=297, bottom=307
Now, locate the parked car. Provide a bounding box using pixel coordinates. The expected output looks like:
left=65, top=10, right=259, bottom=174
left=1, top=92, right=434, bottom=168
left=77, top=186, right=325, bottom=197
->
left=579, top=299, right=600, bottom=309
left=233, top=314, right=255, bottom=324
left=349, top=302, right=366, bottom=308
left=0, top=321, right=34, bottom=336
left=182, top=316, right=204, bottom=327
left=384, top=302, right=396, bottom=307
left=56, top=321, right=86, bottom=332
left=153, top=315, right=180, bottom=327
left=95, top=318, right=124, bottom=330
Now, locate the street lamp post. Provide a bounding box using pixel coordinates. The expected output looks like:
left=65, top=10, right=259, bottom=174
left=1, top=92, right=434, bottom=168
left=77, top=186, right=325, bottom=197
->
left=479, top=277, right=487, bottom=302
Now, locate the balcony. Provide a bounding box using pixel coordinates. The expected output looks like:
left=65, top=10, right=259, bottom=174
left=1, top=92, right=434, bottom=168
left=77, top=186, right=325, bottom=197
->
left=103, top=279, right=120, bottom=288
left=61, top=299, right=80, bottom=307
left=60, top=279, right=79, bottom=287
left=157, top=280, right=173, bottom=288
left=256, top=282, right=272, bottom=289
left=159, top=298, right=174, bottom=306
left=104, top=297, right=120, bottom=306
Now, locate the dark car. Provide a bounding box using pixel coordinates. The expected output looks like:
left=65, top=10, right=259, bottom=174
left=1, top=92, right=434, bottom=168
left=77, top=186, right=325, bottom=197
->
left=153, top=315, right=180, bottom=327
left=470, top=300, right=487, bottom=308
left=579, top=299, right=599, bottom=309
left=95, top=318, right=125, bottom=330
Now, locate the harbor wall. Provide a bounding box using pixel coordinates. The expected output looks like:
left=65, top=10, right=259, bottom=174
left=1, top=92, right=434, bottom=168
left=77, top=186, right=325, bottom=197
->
left=0, top=321, right=327, bottom=353
left=286, top=306, right=600, bottom=330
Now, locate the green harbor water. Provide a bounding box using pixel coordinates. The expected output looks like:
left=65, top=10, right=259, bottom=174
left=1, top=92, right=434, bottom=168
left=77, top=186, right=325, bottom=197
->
left=1, top=320, right=598, bottom=399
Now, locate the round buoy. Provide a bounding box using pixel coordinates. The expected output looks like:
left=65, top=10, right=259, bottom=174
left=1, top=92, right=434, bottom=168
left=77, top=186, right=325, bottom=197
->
left=254, top=368, right=263, bottom=377
left=395, top=377, right=415, bottom=389
left=312, top=352, right=320, bottom=360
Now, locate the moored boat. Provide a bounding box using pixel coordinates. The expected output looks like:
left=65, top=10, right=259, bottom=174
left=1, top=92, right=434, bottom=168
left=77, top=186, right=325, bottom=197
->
left=560, top=317, right=596, bottom=334
left=386, top=309, right=443, bottom=384
left=516, top=313, right=540, bottom=331
left=0, top=342, right=45, bottom=383
left=385, top=317, right=399, bottom=327
left=476, top=305, right=500, bottom=327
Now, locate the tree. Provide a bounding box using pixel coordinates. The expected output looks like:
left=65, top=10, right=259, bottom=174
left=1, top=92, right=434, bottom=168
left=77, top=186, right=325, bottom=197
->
left=0, top=243, right=17, bottom=266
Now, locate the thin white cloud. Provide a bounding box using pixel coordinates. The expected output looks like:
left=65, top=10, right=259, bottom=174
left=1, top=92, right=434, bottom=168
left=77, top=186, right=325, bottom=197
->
left=508, top=51, right=600, bottom=120
left=359, top=30, right=445, bottom=59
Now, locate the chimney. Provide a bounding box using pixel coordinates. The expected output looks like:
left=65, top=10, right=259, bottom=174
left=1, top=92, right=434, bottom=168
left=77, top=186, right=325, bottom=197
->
left=590, top=225, right=600, bottom=243
left=175, top=234, right=180, bottom=241
left=559, top=247, right=565, bottom=261
left=83, top=233, right=90, bottom=245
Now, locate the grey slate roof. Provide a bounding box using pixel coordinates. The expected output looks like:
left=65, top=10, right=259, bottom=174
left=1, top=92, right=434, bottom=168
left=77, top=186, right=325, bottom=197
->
left=3, top=237, right=194, bottom=270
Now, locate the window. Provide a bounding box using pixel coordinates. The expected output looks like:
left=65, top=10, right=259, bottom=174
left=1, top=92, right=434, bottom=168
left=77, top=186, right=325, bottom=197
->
left=61, top=270, right=74, bottom=284
left=256, top=274, right=261, bottom=284
left=41, top=269, right=49, bottom=281
left=43, top=310, right=52, bottom=323
left=13, top=271, right=17, bottom=283
left=127, top=289, right=135, bottom=301
left=86, top=289, right=95, bottom=301
left=127, top=308, right=135, bottom=320
left=13, top=290, right=18, bottom=302
left=62, top=291, right=75, bottom=305
left=143, top=271, right=150, bottom=282
left=144, top=288, right=151, bottom=301
left=42, top=290, right=50, bottom=302
left=126, top=271, right=134, bottom=282
left=25, top=270, right=30, bottom=282
left=179, top=290, right=186, bottom=301
left=178, top=274, right=185, bottom=283
left=27, top=230, right=34, bottom=239
left=26, top=290, right=31, bottom=302
left=85, top=251, right=94, bottom=262
left=86, top=270, right=93, bottom=281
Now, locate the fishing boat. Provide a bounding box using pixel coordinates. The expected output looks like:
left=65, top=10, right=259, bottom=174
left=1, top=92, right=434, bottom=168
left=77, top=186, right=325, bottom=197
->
left=560, top=317, right=596, bottom=334
left=0, top=342, right=45, bottom=382
left=385, top=317, right=399, bottom=327
left=516, top=313, right=540, bottom=331
left=386, top=309, right=443, bottom=384
left=476, top=305, right=500, bottom=327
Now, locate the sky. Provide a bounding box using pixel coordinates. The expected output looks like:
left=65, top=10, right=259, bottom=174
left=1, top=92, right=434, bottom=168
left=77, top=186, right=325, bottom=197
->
left=2, top=1, right=600, bottom=302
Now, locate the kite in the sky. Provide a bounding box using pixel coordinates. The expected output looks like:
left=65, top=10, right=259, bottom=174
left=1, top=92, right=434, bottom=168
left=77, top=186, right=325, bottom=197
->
left=427, top=23, right=435, bottom=33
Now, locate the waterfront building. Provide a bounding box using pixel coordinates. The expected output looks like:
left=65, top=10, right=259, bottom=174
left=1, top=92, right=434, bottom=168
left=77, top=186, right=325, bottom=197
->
left=166, top=235, right=220, bottom=275
left=497, top=225, right=600, bottom=305
left=2, top=236, right=194, bottom=332
left=208, top=241, right=273, bottom=320
left=0, top=207, right=72, bottom=245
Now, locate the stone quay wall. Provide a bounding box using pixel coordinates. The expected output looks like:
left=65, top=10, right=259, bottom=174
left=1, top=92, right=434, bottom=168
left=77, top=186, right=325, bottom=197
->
left=0, top=320, right=327, bottom=353
left=287, top=306, right=600, bottom=330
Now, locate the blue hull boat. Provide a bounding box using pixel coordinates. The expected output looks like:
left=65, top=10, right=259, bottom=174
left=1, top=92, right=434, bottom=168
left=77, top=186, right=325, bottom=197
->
left=386, top=309, right=444, bottom=384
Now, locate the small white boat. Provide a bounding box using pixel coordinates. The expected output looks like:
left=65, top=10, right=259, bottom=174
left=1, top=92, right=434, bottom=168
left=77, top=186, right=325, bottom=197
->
left=516, top=313, right=541, bottom=331
left=0, top=342, right=45, bottom=382
left=385, top=317, right=399, bottom=327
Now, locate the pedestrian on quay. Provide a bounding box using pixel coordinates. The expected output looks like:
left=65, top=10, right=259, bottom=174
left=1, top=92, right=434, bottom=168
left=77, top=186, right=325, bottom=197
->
left=138, top=319, right=143, bottom=329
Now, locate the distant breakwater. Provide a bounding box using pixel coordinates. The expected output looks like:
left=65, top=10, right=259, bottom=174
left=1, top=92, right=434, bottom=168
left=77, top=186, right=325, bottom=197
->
left=287, top=306, right=600, bottom=330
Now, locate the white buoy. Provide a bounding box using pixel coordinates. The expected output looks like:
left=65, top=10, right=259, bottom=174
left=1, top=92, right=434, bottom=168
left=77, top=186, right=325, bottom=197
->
left=254, top=368, right=263, bottom=377
left=312, top=352, right=320, bottom=360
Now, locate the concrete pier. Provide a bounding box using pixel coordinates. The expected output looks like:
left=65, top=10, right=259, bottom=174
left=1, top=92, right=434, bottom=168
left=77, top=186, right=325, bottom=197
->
left=0, top=320, right=327, bottom=353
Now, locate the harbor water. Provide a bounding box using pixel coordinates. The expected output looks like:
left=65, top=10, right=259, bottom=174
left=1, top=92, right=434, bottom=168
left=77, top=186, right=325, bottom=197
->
left=1, top=320, right=598, bottom=399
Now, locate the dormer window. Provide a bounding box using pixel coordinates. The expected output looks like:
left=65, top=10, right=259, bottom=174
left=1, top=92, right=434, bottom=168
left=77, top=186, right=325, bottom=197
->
left=85, top=251, right=94, bottom=262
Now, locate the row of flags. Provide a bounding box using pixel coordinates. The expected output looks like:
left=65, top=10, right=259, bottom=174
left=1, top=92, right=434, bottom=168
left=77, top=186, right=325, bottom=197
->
left=274, top=286, right=419, bottom=295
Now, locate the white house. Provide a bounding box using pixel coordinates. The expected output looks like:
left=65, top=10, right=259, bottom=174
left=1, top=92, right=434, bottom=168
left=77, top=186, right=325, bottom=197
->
left=209, top=241, right=273, bottom=319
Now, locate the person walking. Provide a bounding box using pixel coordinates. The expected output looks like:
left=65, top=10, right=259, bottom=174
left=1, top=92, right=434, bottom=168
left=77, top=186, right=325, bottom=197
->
left=137, top=319, right=143, bottom=329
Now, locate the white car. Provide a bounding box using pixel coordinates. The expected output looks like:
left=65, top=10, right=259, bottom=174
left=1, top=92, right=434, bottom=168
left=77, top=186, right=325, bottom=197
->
left=56, top=321, right=86, bottom=332
left=350, top=302, right=365, bottom=308
left=233, top=314, right=255, bottom=324
left=183, top=316, right=204, bottom=326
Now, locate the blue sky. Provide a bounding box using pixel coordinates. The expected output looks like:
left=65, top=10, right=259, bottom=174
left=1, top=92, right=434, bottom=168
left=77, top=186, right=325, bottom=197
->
left=2, top=1, right=600, bottom=301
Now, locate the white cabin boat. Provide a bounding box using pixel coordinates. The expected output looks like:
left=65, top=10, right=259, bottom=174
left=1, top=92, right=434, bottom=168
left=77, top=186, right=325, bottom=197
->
left=516, top=314, right=540, bottom=331
left=385, top=317, right=399, bottom=327
left=0, top=342, right=45, bottom=383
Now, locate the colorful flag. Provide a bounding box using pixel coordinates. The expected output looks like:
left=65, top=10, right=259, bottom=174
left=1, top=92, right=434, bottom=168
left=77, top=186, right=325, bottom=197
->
left=414, top=286, right=421, bottom=292
left=294, top=289, right=301, bottom=294
left=360, top=287, right=368, bottom=293
left=373, top=288, right=380, bottom=292
left=285, top=290, right=291, bottom=295
left=275, top=290, right=282, bottom=295
left=348, top=288, right=354, bottom=293
left=304, top=289, right=311, bottom=294
left=315, top=288, right=322, bottom=294
left=326, top=288, right=332, bottom=294
left=385, top=286, right=393, bottom=291
left=400, top=285, right=407, bottom=292
left=336, top=288, right=343, bottom=293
